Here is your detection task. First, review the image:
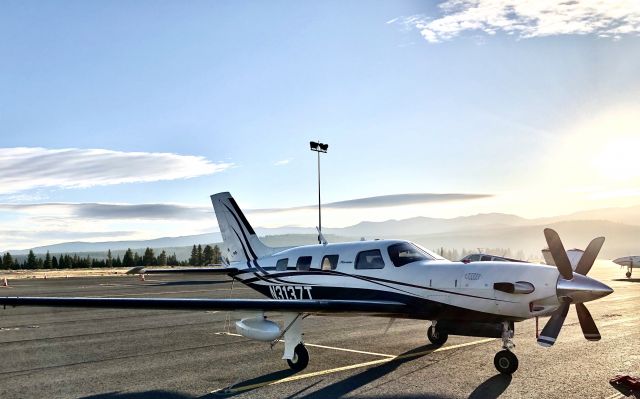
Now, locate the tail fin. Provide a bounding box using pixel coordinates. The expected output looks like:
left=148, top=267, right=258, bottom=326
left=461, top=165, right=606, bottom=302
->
left=210, top=192, right=276, bottom=264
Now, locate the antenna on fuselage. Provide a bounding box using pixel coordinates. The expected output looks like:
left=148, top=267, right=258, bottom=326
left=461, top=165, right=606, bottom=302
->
left=316, top=226, right=328, bottom=245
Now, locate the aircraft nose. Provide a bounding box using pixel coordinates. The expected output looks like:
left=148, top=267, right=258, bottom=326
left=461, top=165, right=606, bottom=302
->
left=556, top=274, right=614, bottom=303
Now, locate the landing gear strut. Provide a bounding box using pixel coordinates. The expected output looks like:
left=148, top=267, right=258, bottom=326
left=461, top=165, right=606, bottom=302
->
left=427, top=322, right=448, bottom=347
left=627, top=270, right=632, bottom=279
left=494, top=321, right=518, bottom=374
left=286, top=343, right=309, bottom=371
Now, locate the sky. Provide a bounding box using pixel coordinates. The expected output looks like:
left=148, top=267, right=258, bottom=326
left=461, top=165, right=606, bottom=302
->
left=1, top=0, right=639, bottom=250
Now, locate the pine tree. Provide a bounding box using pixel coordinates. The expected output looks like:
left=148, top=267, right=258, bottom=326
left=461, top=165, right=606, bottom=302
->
left=143, top=247, right=155, bottom=266
left=44, top=251, right=52, bottom=269
left=196, top=244, right=203, bottom=266
left=123, top=248, right=134, bottom=267
left=51, top=256, right=58, bottom=269
left=157, top=250, right=167, bottom=266
left=203, top=245, right=214, bottom=265
left=189, top=245, right=198, bottom=266
left=168, top=253, right=178, bottom=265
left=106, top=249, right=113, bottom=268
left=2, top=252, right=13, bottom=270
left=27, top=250, right=38, bottom=269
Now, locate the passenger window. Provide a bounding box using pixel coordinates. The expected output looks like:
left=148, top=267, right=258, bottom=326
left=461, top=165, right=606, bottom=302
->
left=296, top=256, right=312, bottom=271
left=355, top=250, right=385, bottom=269
left=321, top=255, right=339, bottom=270
left=276, top=258, right=288, bottom=271
left=469, top=254, right=481, bottom=262
left=481, top=255, right=492, bottom=261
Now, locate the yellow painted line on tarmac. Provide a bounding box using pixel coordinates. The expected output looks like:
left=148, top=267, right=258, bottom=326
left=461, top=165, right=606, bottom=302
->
left=215, top=331, right=395, bottom=357
left=210, top=338, right=495, bottom=395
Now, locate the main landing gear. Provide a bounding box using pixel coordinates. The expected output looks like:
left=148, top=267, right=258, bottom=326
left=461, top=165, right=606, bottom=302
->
left=427, top=322, right=448, bottom=347
left=286, top=343, right=309, bottom=371
left=494, top=321, right=518, bottom=375
left=627, top=270, right=632, bottom=279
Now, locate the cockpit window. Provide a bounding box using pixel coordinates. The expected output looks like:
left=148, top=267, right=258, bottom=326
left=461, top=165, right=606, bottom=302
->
left=388, top=242, right=436, bottom=267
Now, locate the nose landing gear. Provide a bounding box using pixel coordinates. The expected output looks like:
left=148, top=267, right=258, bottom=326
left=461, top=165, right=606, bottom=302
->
left=495, top=321, right=518, bottom=374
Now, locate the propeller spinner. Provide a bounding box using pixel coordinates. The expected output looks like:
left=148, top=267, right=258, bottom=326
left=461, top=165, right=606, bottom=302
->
left=537, top=229, right=612, bottom=347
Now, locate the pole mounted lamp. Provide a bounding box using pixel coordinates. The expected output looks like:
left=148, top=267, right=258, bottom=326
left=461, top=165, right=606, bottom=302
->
left=309, top=141, right=328, bottom=244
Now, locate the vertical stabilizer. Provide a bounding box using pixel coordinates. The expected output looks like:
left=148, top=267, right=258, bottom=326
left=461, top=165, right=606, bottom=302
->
left=210, top=192, right=275, bottom=264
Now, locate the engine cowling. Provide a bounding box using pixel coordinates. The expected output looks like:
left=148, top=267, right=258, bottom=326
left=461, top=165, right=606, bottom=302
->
left=235, top=316, right=281, bottom=341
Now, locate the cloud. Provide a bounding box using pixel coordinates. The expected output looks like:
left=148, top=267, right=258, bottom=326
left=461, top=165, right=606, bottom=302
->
left=274, top=158, right=293, bottom=166
left=0, top=147, right=233, bottom=194
left=395, top=0, right=640, bottom=43
left=0, top=203, right=210, bottom=220
left=250, top=193, right=491, bottom=213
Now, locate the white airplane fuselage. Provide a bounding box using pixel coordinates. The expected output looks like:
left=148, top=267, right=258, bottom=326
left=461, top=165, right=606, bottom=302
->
left=229, top=239, right=563, bottom=323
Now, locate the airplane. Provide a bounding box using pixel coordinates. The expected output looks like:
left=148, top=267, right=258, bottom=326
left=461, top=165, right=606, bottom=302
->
left=0, top=192, right=614, bottom=375
left=612, top=256, right=640, bottom=279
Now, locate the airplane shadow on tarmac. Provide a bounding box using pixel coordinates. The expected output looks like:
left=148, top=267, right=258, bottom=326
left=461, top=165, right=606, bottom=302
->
left=612, top=278, right=640, bottom=283
left=80, top=345, right=512, bottom=399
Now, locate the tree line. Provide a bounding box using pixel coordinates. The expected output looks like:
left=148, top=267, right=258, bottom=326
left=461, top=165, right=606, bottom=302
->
left=0, top=244, right=222, bottom=270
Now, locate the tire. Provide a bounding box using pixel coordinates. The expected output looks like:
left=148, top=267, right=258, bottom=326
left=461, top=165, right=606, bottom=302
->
left=286, top=343, right=309, bottom=371
left=626, top=271, right=632, bottom=279
left=427, top=325, right=448, bottom=346
left=494, top=350, right=518, bottom=374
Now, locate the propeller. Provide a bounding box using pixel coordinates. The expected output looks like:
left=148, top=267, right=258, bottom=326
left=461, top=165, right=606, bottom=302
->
left=537, top=229, right=611, bottom=347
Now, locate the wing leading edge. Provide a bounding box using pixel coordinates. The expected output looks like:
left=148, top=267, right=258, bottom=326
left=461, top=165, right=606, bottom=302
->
left=0, top=297, right=407, bottom=316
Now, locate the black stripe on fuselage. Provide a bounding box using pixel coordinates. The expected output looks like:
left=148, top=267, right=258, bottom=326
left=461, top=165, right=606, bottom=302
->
left=232, top=267, right=515, bottom=303
left=249, top=283, right=524, bottom=323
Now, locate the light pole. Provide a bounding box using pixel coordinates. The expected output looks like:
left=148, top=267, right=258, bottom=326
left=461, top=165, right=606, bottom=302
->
left=309, top=141, right=328, bottom=244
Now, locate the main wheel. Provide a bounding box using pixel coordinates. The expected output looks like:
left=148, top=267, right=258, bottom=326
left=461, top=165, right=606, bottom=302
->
left=626, top=271, right=632, bottom=278
left=286, top=343, right=309, bottom=371
left=427, top=325, right=448, bottom=346
left=494, top=350, right=518, bottom=374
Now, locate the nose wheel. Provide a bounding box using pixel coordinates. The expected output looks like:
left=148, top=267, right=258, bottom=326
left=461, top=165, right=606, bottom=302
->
left=494, top=321, right=518, bottom=374
left=494, top=350, right=518, bottom=374
left=286, top=343, right=309, bottom=371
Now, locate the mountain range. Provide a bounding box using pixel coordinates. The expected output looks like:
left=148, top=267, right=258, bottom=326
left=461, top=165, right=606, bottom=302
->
left=9, top=203, right=640, bottom=260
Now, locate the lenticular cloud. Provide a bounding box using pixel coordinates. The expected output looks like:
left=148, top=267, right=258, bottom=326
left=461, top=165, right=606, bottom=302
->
left=0, top=147, right=233, bottom=194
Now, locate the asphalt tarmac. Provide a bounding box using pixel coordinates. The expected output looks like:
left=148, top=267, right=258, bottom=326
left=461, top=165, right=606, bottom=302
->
left=0, top=262, right=638, bottom=399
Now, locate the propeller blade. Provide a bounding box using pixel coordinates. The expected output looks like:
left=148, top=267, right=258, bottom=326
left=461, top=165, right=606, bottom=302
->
left=544, top=228, right=573, bottom=280
left=575, top=303, right=601, bottom=341
left=575, top=237, right=605, bottom=276
left=537, top=303, right=570, bottom=347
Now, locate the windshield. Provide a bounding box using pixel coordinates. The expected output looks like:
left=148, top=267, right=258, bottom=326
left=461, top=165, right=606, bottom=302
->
left=387, top=242, right=439, bottom=267
left=413, top=243, right=446, bottom=260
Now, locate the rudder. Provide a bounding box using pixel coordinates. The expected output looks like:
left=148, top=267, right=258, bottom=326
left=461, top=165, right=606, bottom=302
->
left=210, top=192, right=275, bottom=264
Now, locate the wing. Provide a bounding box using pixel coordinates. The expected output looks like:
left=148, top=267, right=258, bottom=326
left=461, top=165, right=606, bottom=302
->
left=126, top=266, right=238, bottom=275
left=0, top=297, right=407, bottom=317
